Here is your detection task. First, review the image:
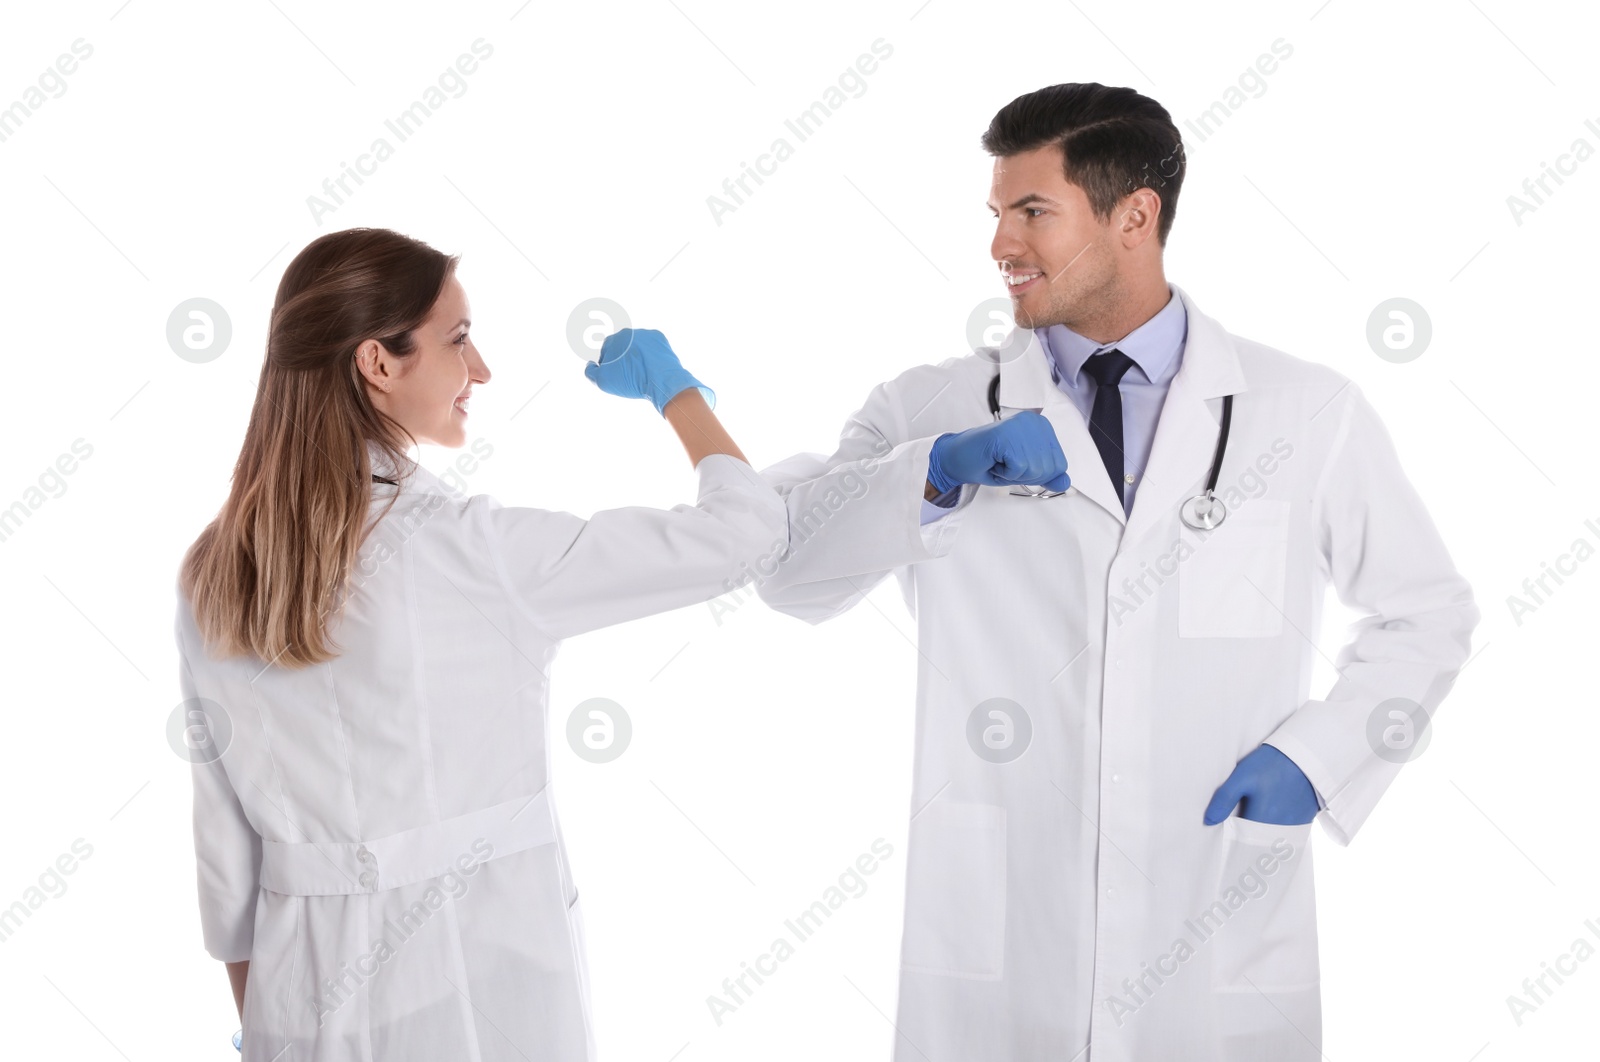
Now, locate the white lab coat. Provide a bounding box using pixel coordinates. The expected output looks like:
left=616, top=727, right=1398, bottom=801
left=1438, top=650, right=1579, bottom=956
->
left=176, top=444, right=786, bottom=1062
left=754, top=283, right=1478, bottom=1061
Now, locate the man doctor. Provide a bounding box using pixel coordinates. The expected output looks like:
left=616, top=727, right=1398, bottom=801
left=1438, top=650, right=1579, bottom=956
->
left=752, top=83, right=1478, bottom=1061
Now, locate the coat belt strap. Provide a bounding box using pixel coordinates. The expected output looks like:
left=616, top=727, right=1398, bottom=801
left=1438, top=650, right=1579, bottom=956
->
left=258, top=789, right=557, bottom=897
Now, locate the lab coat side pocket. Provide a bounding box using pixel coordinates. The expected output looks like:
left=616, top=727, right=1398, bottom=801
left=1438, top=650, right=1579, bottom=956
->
left=239, top=890, right=305, bottom=1053
left=1210, top=815, right=1318, bottom=993
left=1178, top=499, right=1291, bottom=638
left=899, top=800, right=1006, bottom=980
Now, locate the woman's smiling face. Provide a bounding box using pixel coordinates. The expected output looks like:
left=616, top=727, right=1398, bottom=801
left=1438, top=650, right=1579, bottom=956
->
left=358, top=274, right=490, bottom=449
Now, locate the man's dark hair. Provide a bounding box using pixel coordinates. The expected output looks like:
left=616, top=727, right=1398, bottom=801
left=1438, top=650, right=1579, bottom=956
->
left=981, top=83, right=1186, bottom=246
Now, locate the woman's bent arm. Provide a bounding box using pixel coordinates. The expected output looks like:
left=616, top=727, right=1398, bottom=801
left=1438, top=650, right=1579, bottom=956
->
left=662, top=387, right=746, bottom=467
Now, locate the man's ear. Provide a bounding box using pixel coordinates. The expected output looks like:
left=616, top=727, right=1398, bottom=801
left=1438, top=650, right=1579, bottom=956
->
left=1117, top=188, right=1162, bottom=248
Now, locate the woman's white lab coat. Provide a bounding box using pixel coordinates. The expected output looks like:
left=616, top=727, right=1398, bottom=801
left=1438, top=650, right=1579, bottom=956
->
left=176, top=443, right=786, bottom=1061
left=753, top=283, right=1479, bottom=1061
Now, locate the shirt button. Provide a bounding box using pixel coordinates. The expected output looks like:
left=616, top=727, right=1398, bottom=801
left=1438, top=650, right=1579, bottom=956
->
left=1112, top=773, right=1121, bottom=783
left=1124, top=473, right=1135, bottom=484
left=358, top=870, right=377, bottom=889
left=356, top=845, right=374, bottom=864
left=1116, top=659, right=1125, bottom=671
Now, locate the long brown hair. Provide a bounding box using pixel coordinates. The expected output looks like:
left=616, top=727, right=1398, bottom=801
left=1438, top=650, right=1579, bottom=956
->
left=180, top=227, right=459, bottom=668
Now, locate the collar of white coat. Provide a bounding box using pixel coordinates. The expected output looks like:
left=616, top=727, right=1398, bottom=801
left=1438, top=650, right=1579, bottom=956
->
left=994, top=281, right=1251, bottom=535
left=366, top=438, right=453, bottom=498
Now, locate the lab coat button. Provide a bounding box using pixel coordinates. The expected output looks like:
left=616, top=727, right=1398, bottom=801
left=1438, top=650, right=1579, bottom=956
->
left=1111, top=773, right=1121, bottom=782
left=356, top=844, right=374, bottom=863
left=358, top=870, right=377, bottom=889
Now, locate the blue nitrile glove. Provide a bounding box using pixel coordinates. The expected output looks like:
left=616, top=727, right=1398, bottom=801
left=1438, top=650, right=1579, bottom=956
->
left=926, top=412, right=1070, bottom=494
left=583, top=327, right=715, bottom=415
left=1203, top=743, right=1320, bottom=826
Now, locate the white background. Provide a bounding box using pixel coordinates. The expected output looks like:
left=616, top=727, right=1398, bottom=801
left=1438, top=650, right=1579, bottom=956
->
left=1, top=0, right=1595, bottom=1059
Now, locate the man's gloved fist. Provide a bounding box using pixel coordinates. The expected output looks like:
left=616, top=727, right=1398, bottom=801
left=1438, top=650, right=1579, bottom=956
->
left=926, top=412, right=1070, bottom=494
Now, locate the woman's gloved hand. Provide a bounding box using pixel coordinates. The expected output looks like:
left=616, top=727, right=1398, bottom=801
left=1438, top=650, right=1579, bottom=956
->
left=583, top=327, right=715, bottom=415
left=927, top=412, right=1071, bottom=494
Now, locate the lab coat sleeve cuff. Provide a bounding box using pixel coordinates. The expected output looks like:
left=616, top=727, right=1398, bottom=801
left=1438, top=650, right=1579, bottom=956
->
left=1261, top=738, right=1328, bottom=812
left=695, top=453, right=790, bottom=523
left=906, top=438, right=975, bottom=555
left=692, top=451, right=762, bottom=486
left=919, top=484, right=965, bottom=525
left=918, top=480, right=976, bottom=541
left=1260, top=727, right=1368, bottom=847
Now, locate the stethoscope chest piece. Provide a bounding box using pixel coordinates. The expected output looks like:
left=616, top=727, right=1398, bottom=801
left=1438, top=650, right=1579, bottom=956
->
left=1179, top=491, right=1227, bottom=531
left=1177, top=392, right=1236, bottom=530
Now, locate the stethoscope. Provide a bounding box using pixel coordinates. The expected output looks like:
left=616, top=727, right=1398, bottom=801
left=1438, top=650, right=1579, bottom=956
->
left=985, top=371, right=1235, bottom=530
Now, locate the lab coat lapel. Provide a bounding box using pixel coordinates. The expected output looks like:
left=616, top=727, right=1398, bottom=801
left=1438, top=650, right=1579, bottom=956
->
left=1121, top=284, right=1249, bottom=550
left=996, top=329, right=1127, bottom=526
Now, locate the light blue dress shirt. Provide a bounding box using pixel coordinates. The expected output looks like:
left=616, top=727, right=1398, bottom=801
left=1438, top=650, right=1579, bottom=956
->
left=922, top=285, right=1188, bottom=522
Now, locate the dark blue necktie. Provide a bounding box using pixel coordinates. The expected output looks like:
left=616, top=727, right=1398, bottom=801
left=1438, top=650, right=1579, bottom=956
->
left=1083, top=349, right=1136, bottom=508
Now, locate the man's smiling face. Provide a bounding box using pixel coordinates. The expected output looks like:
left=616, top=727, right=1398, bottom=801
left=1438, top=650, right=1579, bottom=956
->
left=987, top=142, right=1123, bottom=333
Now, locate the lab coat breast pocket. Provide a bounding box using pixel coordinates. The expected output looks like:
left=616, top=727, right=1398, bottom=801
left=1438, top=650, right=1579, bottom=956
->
left=1178, top=499, right=1290, bottom=638
left=900, top=800, right=1006, bottom=979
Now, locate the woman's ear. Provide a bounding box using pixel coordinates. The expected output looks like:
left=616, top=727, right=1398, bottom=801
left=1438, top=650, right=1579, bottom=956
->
left=354, top=338, right=393, bottom=393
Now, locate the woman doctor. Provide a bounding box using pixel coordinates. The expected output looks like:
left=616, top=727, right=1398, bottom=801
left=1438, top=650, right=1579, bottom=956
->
left=174, top=227, right=786, bottom=1061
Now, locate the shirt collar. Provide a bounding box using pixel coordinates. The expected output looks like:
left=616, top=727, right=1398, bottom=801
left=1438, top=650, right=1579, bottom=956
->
left=1038, top=284, right=1187, bottom=388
